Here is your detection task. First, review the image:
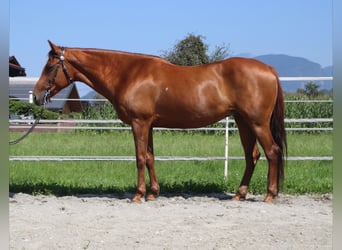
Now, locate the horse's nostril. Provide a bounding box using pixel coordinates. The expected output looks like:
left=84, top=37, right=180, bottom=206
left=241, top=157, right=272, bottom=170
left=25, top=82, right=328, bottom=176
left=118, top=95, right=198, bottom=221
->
left=33, top=94, right=41, bottom=105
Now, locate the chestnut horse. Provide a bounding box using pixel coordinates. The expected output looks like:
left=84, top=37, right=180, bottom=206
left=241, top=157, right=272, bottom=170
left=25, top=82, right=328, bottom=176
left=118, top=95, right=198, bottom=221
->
left=33, top=41, right=287, bottom=203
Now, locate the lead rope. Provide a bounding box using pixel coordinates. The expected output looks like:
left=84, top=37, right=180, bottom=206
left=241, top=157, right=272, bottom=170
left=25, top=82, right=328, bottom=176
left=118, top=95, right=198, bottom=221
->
left=9, top=90, right=49, bottom=145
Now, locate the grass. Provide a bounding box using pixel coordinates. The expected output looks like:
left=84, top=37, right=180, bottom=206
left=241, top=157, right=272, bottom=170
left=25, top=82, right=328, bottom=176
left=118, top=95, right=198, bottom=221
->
left=9, top=131, right=332, bottom=196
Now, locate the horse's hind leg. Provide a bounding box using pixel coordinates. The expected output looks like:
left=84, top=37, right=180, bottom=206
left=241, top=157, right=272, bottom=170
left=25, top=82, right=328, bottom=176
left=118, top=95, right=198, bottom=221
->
left=145, top=128, right=160, bottom=201
left=232, top=114, right=260, bottom=201
left=253, top=125, right=282, bottom=203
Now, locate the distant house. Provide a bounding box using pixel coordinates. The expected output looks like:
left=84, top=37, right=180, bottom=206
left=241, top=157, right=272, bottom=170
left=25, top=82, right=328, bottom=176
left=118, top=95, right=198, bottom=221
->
left=9, top=56, right=26, bottom=77
left=9, top=77, right=83, bottom=114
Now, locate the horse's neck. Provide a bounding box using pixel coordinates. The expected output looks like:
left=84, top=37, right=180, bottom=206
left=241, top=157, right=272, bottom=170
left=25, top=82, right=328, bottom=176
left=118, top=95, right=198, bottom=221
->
left=71, top=49, right=130, bottom=100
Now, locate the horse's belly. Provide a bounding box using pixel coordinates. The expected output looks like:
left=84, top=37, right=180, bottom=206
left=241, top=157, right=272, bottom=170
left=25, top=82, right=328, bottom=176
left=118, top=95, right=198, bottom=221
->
left=153, top=81, right=233, bottom=128
left=153, top=108, right=229, bottom=129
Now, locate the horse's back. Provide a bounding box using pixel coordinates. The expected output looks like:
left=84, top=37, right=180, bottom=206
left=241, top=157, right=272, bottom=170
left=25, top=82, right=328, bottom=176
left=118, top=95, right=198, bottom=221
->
left=117, top=55, right=280, bottom=128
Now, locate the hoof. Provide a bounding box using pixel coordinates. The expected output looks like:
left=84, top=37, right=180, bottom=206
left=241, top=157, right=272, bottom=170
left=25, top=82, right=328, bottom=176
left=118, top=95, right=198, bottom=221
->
left=232, top=194, right=246, bottom=201
left=146, top=193, right=158, bottom=201
left=132, top=194, right=144, bottom=203
left=263, top=194, right=276, bottom=203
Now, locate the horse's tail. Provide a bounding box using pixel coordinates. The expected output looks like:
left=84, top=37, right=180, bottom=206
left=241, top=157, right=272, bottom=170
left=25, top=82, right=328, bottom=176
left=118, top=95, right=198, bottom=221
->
left=270, top=68, right=287, bottom=187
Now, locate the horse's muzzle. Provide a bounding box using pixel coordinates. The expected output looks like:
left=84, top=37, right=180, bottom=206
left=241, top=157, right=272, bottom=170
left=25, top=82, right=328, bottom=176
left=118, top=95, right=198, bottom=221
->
left=33, top=92, right=45, bottom=106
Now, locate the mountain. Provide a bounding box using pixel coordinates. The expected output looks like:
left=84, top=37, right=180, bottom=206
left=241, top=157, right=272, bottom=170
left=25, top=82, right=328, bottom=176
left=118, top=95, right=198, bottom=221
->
left=254, top=54, right=322, bottom=76
left=322, top=65, right=333, bottom=76
left=253, top=54, right=332, bottom=92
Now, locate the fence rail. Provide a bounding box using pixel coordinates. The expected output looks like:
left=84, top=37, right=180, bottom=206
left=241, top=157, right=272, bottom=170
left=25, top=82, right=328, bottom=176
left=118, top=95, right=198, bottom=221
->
left=8, top=98, right=334, bottom=103
left=9, top=118, right=333, bottom=131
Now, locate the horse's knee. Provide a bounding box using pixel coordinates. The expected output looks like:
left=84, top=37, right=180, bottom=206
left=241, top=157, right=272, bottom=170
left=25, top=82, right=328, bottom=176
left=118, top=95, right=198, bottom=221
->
left=136, top=154, right=146, bottom=168
left=146, top=152, right=154, bottom=168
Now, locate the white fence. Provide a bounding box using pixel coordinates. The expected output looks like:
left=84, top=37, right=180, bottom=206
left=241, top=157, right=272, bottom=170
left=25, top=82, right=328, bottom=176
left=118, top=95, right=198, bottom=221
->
left=9, top=77, right=333, bottom=179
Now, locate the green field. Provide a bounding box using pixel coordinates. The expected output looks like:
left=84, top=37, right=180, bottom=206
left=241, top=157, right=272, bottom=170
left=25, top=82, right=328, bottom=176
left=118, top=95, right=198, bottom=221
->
left=9, top=131, right=332, bottom=196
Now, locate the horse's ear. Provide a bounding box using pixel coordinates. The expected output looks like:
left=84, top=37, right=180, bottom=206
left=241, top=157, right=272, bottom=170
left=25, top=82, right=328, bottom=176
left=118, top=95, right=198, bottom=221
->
left=48, top=40, right=59, bottom=53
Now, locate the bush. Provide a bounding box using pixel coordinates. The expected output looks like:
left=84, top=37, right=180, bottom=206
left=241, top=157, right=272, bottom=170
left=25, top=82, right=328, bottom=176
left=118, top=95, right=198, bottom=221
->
left=81, top=102, right=118, bottom=120
left=9, top=100, right=62, bottom=119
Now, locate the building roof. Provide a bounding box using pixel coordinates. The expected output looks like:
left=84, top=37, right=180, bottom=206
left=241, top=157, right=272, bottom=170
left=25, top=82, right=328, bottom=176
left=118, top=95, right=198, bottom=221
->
left=9, top=56, right=26, bottom=77
left=9, top=77, right=83, bottom=114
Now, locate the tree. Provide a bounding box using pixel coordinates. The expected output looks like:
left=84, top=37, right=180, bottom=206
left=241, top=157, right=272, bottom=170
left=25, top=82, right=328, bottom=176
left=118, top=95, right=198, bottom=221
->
left=303, top=81, right=320, bottom=98
left=209, top=43, right=231, bottom=62
left=162, top=33, right=230, bottom=66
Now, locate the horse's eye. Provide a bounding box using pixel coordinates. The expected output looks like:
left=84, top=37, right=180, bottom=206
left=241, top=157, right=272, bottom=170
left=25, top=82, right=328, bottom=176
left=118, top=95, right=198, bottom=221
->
left=45, top=64, right=53, bottom=73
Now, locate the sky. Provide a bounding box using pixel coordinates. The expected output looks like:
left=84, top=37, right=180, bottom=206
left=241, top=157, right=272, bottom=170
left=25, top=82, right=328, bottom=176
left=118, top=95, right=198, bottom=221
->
left=9, top=0, right=333, bottom=96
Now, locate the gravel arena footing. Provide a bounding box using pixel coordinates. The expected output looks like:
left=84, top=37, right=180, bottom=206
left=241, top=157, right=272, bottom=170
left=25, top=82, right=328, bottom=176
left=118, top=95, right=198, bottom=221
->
left=9, top=192, right=332, bottom=250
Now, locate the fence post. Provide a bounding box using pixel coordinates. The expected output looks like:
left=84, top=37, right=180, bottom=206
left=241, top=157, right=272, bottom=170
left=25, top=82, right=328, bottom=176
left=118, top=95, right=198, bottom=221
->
left=224, top=116, right=229, bottom=180
left=28, top=91, right=33, bottom=104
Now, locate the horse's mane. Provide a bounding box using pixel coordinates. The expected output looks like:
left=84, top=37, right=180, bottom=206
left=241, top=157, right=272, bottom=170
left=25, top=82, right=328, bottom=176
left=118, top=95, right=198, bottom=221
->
left=72, top=47, right=170, bottom=64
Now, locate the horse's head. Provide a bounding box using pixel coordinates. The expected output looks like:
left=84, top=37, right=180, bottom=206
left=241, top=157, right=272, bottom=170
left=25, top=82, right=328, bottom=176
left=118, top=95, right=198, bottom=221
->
left=33, top=40, right=74, bottom=105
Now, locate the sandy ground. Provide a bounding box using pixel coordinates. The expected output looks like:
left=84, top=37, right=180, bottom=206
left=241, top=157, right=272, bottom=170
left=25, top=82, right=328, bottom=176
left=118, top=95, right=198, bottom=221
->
left=9, top=192, right=332, bottom=250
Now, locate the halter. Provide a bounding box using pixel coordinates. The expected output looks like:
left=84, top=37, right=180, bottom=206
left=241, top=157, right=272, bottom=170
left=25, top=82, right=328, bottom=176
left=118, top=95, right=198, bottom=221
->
left=9, top=47, right=74, bottom=145
left=45, top=47, right=74, bottom=104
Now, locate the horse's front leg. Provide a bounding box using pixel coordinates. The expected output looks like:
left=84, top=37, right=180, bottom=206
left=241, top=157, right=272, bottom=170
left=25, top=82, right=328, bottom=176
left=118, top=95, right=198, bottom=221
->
left=131, top=119, right=151, bottom=203
left=145, top=128, right=160, bottom=201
